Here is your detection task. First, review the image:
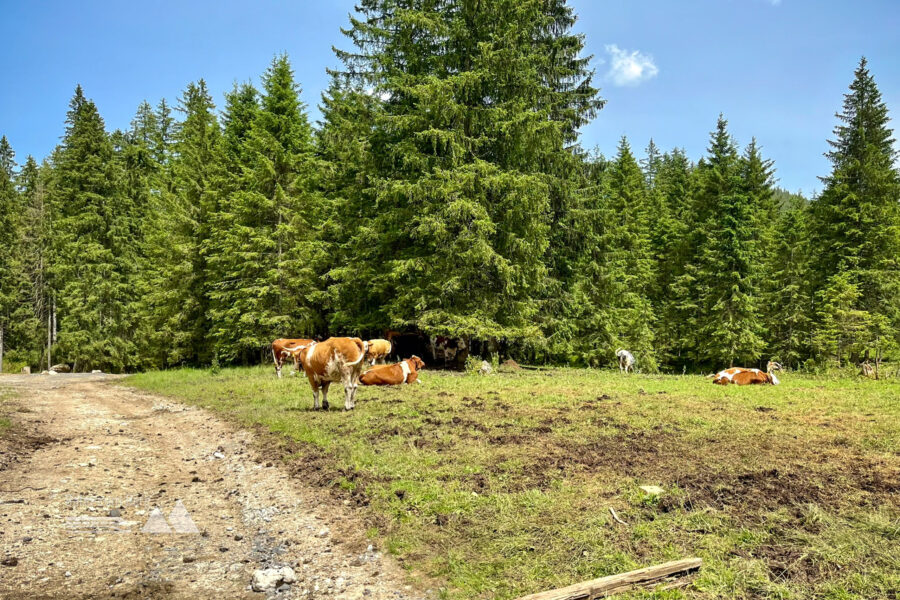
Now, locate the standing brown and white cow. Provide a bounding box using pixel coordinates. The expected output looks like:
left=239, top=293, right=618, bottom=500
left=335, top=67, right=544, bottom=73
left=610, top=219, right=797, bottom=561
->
left=297, top=337, right=369, bottom=410
left=272, top=338, right=314, bottom=378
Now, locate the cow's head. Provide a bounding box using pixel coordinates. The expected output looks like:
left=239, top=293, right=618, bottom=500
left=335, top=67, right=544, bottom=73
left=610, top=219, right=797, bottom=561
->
left=410, top=355, right=426, bottom=371
left=766, top=361, right=783, bottom=373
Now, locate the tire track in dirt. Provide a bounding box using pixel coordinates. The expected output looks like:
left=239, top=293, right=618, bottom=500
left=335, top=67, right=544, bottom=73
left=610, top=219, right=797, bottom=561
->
left=0, top=375, right=426, bottom=600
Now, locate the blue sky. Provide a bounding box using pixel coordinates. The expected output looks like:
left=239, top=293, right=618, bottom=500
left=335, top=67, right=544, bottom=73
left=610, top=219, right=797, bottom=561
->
left=1, top=0, right=898, bottom=195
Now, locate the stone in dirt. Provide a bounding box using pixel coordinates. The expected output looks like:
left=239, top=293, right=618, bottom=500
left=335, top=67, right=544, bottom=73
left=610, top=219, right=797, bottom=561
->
left=478, top=361, right=492, bottom=375
left=639, top=485, right=665, bottom=495
left=1, top=557, right=18, bottom=567
left=251, top=566, right=297, bottom=592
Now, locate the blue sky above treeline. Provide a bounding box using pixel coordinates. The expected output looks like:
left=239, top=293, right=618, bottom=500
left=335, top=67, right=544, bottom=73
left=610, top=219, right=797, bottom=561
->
left=1, top=0, right=898, bottom=195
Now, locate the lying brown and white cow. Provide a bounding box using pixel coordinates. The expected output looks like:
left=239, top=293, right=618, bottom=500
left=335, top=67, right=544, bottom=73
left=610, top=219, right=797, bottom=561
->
left=711, top=361, right=782, bottom=386
left=365, top=339, right=392, bottom=365
left=272, top=338, right=314, bottom=378
left=297, top=337, right=368, bottom=410
left=360, top=356, right=425, bottom=386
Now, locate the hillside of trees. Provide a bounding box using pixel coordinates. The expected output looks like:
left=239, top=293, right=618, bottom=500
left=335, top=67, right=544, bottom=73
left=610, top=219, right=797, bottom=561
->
left=1, top=1, right=898, bottom=373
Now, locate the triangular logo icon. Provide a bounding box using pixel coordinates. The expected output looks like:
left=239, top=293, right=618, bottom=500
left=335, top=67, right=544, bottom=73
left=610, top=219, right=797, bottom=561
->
left=141, top=508, right=172, bottom=534
left=168, top=500, right=199, bottom=534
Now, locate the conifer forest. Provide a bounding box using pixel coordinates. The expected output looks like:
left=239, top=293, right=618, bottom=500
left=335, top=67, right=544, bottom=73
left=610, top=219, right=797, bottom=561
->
left=1, top=1, right=898, bottom=375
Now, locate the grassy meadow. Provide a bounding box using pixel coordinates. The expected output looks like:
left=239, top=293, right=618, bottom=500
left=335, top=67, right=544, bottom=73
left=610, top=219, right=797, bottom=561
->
left=125, top=366, right=900, bottom=599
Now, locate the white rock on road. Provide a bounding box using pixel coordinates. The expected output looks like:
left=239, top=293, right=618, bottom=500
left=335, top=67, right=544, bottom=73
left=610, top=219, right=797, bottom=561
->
left=251, top=566, right=297, bottom=591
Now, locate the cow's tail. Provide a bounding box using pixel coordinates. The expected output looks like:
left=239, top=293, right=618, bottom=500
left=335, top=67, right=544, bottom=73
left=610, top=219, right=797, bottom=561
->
left=346, top=339, right=368, bottom=367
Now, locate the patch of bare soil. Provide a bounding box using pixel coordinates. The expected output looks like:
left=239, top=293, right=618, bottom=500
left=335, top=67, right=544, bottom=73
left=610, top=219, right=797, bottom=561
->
left=0, top=375, right=427, bottom=600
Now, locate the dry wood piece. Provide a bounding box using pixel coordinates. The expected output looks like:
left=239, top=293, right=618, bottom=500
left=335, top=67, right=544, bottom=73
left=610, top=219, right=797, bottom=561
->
left=608, top=507, right=627, bottom=526
left=514, top=557, right=702, bottom=600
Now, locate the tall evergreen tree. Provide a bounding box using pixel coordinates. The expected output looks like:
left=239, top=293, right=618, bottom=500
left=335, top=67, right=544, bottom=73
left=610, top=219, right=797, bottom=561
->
left=17, top=156, right=53, bottom=368
left=648, top=148, right=694, bottom=365
left=139, top=80, right=221, bottom=366
left=317, top=77, right=382, bottom=332
left=766, top=194, right=813, bottom=367
left=208, top=56, right=323, bottom=361
left=332, top=0, right=601, bottom=348
left=809, top=57, right=900, bottom=363
left=573, top=138, right=655, bottom=367
left=49, top=86, right=132, bottom=371
left=0, top=136, right=30, bottom=371
left=689, top=116, right=765, bottom=366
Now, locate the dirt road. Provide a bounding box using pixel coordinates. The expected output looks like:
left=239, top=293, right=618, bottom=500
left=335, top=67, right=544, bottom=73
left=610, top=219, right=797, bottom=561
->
left=0, top=375, right=425, bottom=600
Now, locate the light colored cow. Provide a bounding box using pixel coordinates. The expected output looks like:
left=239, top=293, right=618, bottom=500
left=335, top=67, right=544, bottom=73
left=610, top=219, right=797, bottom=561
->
left=616, top=349, right=635, bottom=374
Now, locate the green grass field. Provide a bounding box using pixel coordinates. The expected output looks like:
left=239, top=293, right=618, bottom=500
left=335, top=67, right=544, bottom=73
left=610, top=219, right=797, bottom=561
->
left=125, top=366, right=900, bottom=599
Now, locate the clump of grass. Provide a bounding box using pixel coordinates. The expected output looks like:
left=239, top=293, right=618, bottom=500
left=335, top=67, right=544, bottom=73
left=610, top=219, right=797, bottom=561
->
left=126, top=367, right=900, bottom=599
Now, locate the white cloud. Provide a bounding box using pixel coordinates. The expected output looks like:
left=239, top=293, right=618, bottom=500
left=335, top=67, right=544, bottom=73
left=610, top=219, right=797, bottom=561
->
left=604, top=44, right=659, bottom=87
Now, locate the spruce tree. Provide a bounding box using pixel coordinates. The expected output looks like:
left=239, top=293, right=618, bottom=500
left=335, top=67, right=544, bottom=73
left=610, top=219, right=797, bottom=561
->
left=767, top=194, right=813, bottom=367
left=0, top=136, right=29, bottom=371
left=17, top=156, right=53, bottom=368
left=317, top=77, right=382, bottom=332
left=140, top=81, right=221, bottom=365
left=690, top=116, right=765, bottom=366
left=648, top=148, right=694, bottom=365
left=809, top=57, right=900, bottom=363
left=573, top=138, right=655, bottom=367
left=207, top=56, right=322, bottom=362
left=332, top=0, right=601, bottom=348
left=49, top=86, right=132, bottom=371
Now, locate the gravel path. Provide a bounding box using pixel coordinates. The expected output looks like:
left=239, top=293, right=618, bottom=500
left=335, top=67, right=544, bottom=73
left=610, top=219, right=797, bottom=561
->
left=0, top=374, right=425, bottom=600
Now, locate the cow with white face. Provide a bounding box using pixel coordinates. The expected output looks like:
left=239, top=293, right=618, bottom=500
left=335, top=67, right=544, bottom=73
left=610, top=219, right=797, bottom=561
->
left=616, top=349, right=636, bottom=374
left=297, top=337, right=369, bottom=410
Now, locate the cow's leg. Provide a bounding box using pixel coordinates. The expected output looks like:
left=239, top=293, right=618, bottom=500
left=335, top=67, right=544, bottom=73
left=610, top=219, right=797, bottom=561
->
left=349, top=379, right=360, bottom=409
left=321, top=381, right=331, bottom=410
left=307, top=373, right=321, bottom=410
left=342, top=370, right=355, bottom=410
left=274, top=352, right=282, bottom=378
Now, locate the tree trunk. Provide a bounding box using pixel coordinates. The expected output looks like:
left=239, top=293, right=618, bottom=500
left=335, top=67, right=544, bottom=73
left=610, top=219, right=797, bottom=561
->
left=47, top=300, right=53, bottom=371
left=0, top=323, right=4, bottom=374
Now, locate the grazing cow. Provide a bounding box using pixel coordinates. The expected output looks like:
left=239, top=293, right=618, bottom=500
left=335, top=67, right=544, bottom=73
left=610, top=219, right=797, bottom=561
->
left=711, top=361, right=782, bottom=386
left=616, top=349, right=636, bottom=374
left=272, top=338, right=314, bottom=378
left=365, top=339, right=392, bottom=365
left=297, top=337, right=368, bottom=410
left=360, top=356, right=426, bottom=386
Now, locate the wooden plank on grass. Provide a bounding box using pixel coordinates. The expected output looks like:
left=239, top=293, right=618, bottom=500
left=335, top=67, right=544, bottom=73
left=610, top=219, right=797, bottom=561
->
left=514, top=558, right=702, bottom=600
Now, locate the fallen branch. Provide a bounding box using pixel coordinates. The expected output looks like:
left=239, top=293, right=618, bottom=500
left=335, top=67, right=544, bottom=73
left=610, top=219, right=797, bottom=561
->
left=608, top=507, right=627, bottom=526
left=514, top=557, right=702, bottom=600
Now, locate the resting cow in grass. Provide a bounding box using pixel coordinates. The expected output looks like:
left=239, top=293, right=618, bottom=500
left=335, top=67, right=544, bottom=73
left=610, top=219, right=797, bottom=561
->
left=360, top=356, right=425, bottom=386
left=365, top=338, right=392, bottom=365
left=711, top=361, right=782, bottom=386
left=297, top=337, right=368, bottom=410
left=272, top=338, right=314, bottom=378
